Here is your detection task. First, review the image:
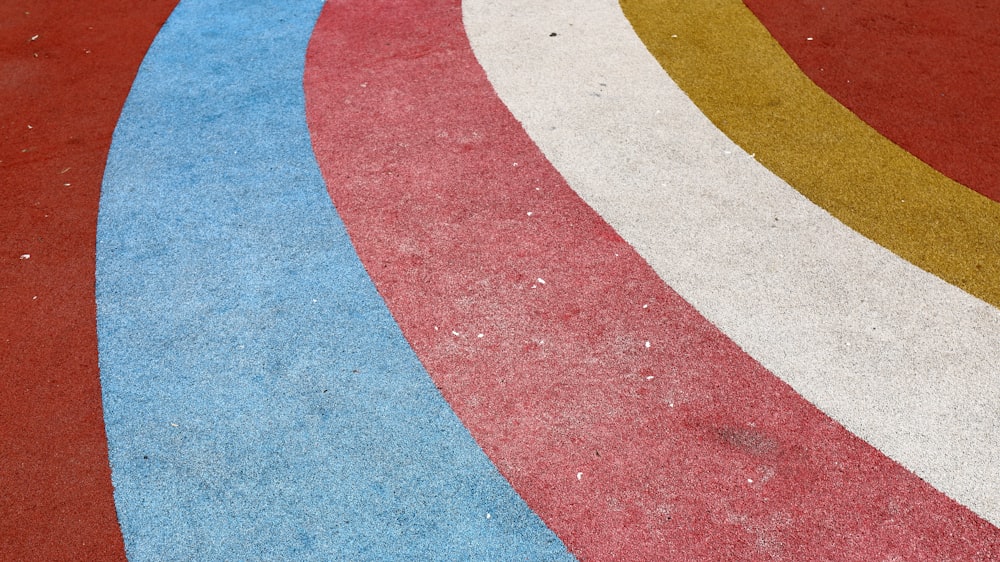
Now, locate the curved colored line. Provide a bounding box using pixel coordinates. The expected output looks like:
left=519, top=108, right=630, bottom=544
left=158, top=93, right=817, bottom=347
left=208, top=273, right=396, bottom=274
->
left=744, top=0, right=1000, bottom=202
left=0, top=1, right=176, bottom=559
left=463, top=0, right=1000, bottom=528
left=618, top=0, right=1000, bottom=309
left=96, top=1, right=568, bottom=559
left=305, top=0, right=999, bottom=558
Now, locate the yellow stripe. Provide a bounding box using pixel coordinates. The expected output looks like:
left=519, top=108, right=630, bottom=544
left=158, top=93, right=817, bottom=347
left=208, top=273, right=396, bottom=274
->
left=620, top=0, right=1000, bottom=307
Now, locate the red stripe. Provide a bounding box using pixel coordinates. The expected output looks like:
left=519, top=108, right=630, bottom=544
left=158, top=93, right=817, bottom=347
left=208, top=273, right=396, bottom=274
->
left=304, top=0, right=998, bottom=558
left=744, top=0, right=1000, bottom=201
left=0, top=2, right=176, bottom=559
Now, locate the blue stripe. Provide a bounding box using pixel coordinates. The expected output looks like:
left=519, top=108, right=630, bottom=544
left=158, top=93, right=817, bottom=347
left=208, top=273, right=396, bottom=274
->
left=96, top=0, right=571, bottom=559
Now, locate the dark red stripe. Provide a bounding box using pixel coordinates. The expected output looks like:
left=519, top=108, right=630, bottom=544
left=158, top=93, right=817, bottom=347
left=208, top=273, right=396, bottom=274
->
left=0, top=1, right=176, bottom=559
left=744, top=0, right=1000, bottom=201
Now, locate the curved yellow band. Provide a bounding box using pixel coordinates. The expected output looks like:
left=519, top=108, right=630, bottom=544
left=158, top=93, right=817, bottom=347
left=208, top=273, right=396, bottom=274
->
left=620, top=0, right=1000, bottom=308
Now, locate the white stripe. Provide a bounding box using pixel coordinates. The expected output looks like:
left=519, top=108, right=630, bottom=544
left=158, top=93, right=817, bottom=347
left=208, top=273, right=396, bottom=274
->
left=464, top=0, right=1000, bottom=524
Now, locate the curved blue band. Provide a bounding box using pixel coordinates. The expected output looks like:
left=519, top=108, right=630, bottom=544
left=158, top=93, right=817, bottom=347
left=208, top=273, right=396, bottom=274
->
left=96, top=0, right=570, bottom=558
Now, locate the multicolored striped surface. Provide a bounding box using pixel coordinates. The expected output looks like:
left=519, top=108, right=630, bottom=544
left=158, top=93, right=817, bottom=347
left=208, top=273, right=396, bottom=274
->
left=2, top=0, right=998, bottom=559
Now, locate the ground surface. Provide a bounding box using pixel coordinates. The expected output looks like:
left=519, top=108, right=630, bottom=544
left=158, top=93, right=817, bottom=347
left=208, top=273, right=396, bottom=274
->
left=2, top=1, right=998, bottom=560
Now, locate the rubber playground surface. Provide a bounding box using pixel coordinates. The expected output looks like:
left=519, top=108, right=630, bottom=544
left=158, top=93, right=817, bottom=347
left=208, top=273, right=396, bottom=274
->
left=2, top=0, right=999, bottom=560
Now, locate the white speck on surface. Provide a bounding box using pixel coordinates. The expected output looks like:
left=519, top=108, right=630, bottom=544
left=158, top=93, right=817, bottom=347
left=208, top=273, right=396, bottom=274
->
left=19, top=254, right=30, bottom=259
left=452, top=331, right=460, bottom=336
left=63, top=183, right=70, bottom=186
left=645, top=341, right=651, bottom=348
left=748, top=478, right=754, bottom=483
left=527, top=211, right=533, bottom=216
left=32, top=296, right=37, bottom=300
left=477, top=333, right=484, bottom=338
left=360, top=82, right=367, bottom=88
left=646, top=376, right=654, bottom=381
left=806, top=37, right=813, bottom=41
left=30, top=34, right=38, bottom=41
left=27, top=124, right=32, bottom=129
left=671, top=34, right=677, bottom=38
left=669, top=403, right=674, bottom=408
left=577, top=472, right=583, bottom=480
left=434, top=326, right=439, bottom=331
left=513, top=162, right=518, bottom=167
left=750, top=152, right=756, bottom=158
left=537, top=278, right=546, bottom=284
left=643, top=304, right=648, bottom=309
left=311, top=299, right=317, bottom=303
left=170, top=423, right=179, bottom=428
left=486, top=513, right=491, bottom=519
